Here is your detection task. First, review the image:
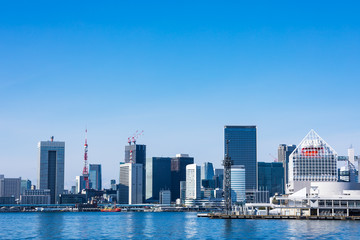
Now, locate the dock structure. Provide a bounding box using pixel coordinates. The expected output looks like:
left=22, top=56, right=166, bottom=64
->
left=199, top=213, right=360, bottom=220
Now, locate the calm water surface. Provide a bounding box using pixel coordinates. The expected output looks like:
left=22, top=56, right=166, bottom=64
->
left=0, top=212, right=359, bottom=239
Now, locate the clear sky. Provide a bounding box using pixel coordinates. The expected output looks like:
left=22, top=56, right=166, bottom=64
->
left=1, top=1, right=360, bottom=189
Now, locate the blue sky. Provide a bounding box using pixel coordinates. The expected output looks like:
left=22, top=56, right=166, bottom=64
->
left=1, top=1, right=360, bottom=188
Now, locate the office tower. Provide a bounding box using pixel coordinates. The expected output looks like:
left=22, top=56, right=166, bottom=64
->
left=125, top=144, right=146, bottom=201
left=224, top=126, right=257, bottom=191
left=258, top=162, right=284, bottom=197
left=278, top=144, right=296, bottom=187
left=287, top=129, right=338, bottom=193
left=119, top=163, right=143, bottom=204
left=180, top=181, right=186, bottom=204
left=231, top=165, right=246, bottom=203
left=171, top=154, right=194, bottom=201
left=159, top=190, right=171, bottom=204
left=76, top=176, right=85, bottom=193
left=89, top=164, right=102, bottom=190
left=186, top=164, right=201, bottom=200
left=20, top=179, right=32, bottom=195
left=146, top=157, right=171, bottom=202
left=201, top=162, right=214, bottom=180
left=110, top=179, right=116, bottom=190
left=38, top=137, right=65, bottom=204
left=20, top=189, right=51, bottom=204
left=0, top=177, right=21, bottom=199
left=70, top=186, right=76, bottom=194
left=214, top=168, right=224, bottom=189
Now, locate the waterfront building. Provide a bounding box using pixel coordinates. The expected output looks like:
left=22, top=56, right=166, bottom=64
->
left=258, top=162, right=284, bottom=197
left=0, top=177, right=21, bottom=200
left=287, top=130, right=338, bottom=193
left=180, top=181, right=186, bottom=204
left=89, top=164, right=102, bottom=190
left=20, top=179, right=32, bottom=195
left=224, top=125, right=257, bottom=191
left=186, top=164, right=201, bottom=200
left=20, top=189, right=50, bottom=204
left=159, top=190, right=171, bottom=205
left=0, top=197, right=15, bottom=204
left=70, top=186, right=76, bottom=194
left=171, top=154, right=194, bottom=201
left=118, top=163, right=143, bottom=204
left=38, top=137, right=65, bottom=204
left=125, top=144, right=146, bottom=201
left=146, top=157, right=171, bottom=202
left=278, top=144, right=296, bottom=188
left=231, top=165, right=246, bottom=203
left=59, top=194, right=86, bottom=204
left=76, top=176, right=85, bottom=194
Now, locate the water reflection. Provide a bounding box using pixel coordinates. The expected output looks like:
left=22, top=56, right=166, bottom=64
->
left=37, top=213, right=64, bottom=239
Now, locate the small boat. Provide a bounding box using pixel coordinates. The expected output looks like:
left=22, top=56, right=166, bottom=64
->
left=100, top=207, right=121, bottom=212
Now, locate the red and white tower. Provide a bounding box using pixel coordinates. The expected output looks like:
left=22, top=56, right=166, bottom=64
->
left=82, top=129, right=89, bottom=189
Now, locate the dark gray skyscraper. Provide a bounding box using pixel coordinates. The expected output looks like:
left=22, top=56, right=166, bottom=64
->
left=38, top=137, right=65, bottom=204
left=146, top=157, right=172, bottom=202
left=278, top=144, right=296, bottom=187
left=224, top=126, right=257, bottom=191
left=89, top=164, right=102, bottom=190
left=171, top=154, right=194, bottom=201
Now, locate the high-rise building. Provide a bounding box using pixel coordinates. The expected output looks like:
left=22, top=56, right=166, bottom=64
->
left=89, top=164, right=102, bottom=190
left=258, top=162, right=284, bottom=197
left=224, top=126, right=257, bottom=191
left=146, top=157, right=172, bottom=202
left=20, top=179, right=32, bottom=195
left=38, top=137, right=65, bottom=204
left=125, top=144, right=146, bottom=201
left=231, top=165, right=246, bottom=203
left=201, top=162, right=214, bottom=180
left=0, top=177, right=21, bottom=199
left=76, top=176, right=85, bottom=194
left=171, top=154, right=194, bottom=201
left=287, top=129, right=338, bottom=193
left=278, top=144, right=296, bottom=188
left=214, top=168, right=224, bottom=189
left=180, top=181, right=186, bottom=204
left=119, top=163, right=143, bottom=204
left=186, top=164, right=201, bottom=200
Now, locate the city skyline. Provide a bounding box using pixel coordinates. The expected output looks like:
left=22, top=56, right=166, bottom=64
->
left=1, top=1, right=360, bottom=189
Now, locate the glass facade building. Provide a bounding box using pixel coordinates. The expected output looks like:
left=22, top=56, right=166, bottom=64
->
left=38, top=138, right=65, bottom=204
left=145, top=157, right=172, bottom=202
left=89, top=164, right=102, bottom=190
left=278, top=144, right=296, bottom=187
left=171, top=154, right=194, bottom=201
left=224, top=126, right=257, bottom=190
left=231, top=165, right=246, bottom=203
left=258, top=162, right=284, bottom=197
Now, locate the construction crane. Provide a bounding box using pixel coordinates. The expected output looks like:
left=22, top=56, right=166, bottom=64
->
left=128, top=130, right=144, bottom=145
left=269, top=153, right=278, bottom=162
left=82, top=129, right=89, bottom=189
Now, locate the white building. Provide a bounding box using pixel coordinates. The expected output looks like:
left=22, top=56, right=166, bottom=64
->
left=186, top=164, right=201, bottom=200
left=119, top=163, right=143, bottom=204
left=287, top=129, right=338, bottom=193
left=231, top=165, right=246, bottom=203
